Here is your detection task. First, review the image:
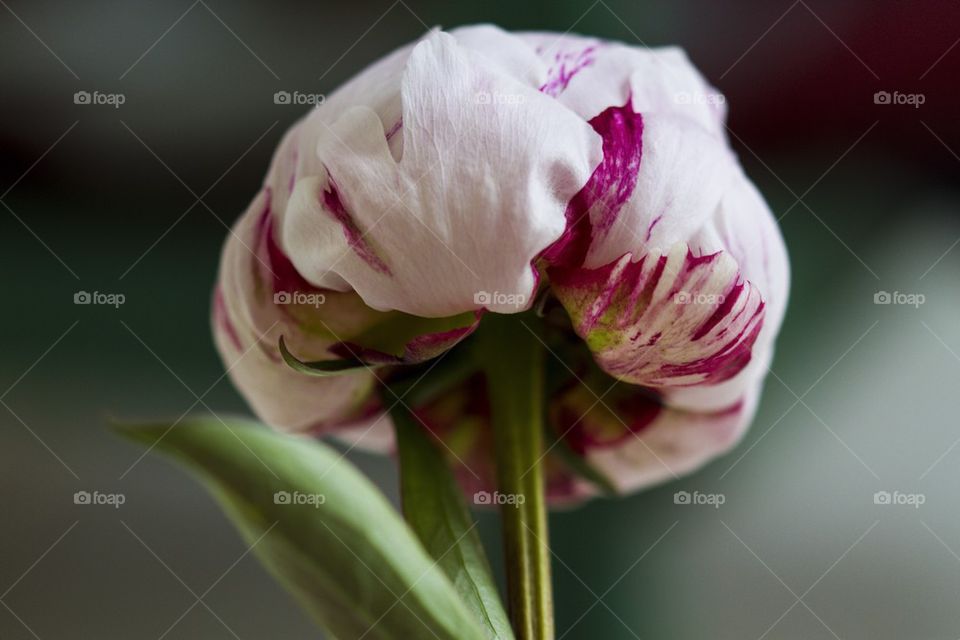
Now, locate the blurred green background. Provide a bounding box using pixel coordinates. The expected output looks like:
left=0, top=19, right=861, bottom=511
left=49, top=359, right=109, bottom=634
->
left=2, top=0, right=959, bottom=638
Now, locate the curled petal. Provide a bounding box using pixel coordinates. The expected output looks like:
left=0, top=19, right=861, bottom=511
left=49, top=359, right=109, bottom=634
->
left=540, top=98, right=737, bottom=276
left=213, top=188, right=480, bottom=434
left=550, top=243, right=765, bottom=390
left=580, top=111, right=737, bottom=270
left=213, top=190, right=379, bottom=434
left=519, top=32, right=727, bottom=137
left=541, top=99, right=645, bottom=268
left=282, top=31, right=601, bottom=317
left=580, top=388, right=758, bottom=494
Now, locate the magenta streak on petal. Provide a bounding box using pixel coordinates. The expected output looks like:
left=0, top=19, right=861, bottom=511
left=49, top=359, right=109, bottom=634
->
left=645, top=215, right=662, bottom=242
left=651, top=250, right=719, bottom=316
left=621, top=255, right=666, bottom=331
left=647, top=250, right=763, bottom=384
left=250, top=189, right=321, bottom=365
left=385, top=119, right=403, bottom=141
left=552, top=245, right=766, bottom=388
left=710, top=398, right=746, bottom=418
left=255, top=188, right=320, bottom=297
left=541, top=99, right=643, bottom=269
left=539, top=45, right=597, bottom=98
left=321, top=168, right=393, bottom=276
left=403, top=322, right=477, bottom=361
left=693, top=279, right=744, bottom=341
left=589, top=104, right=644, bottom=239
left=213, top=286, right=243, bottom=351
left=658, top=314, right=763, bottom=383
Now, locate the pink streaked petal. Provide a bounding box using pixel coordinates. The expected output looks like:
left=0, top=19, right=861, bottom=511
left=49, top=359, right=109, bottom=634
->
left=320, top=168, right=393, bottom=276
left=551, top=243, right=766, bottom=389
left=542, top=99, right=644, bottom=268
left=583, top=390, right=757, bottom=494
left=255, top=188, right=323, bottom=297
left=213, top=191, right=380, bottom=434
left=520, top=32, right=727, bottom=137
left=539, top=43, right=599, bottom=97
left=214, top=187, right=482, bottom=435
left=582, top=112, right=737, bottom=270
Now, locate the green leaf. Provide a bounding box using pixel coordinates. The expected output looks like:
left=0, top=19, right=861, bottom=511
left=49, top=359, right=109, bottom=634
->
left=392, top=404, right=514, bottom=640
left=114, top=417, right=488, bottom=640
left=279, top=335, right=374, bottom=376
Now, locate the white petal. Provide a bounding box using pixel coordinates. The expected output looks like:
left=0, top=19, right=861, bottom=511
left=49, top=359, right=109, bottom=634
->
left=584, top=111, right=738, bottom=269
left=281, top=31, right=601, bottom=317
left=518, top=32, right=727, bottom=135
left=449, top=24, right=548, bottom=87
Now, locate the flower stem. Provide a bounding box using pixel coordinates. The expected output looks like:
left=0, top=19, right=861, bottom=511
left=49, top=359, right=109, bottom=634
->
left=479, top=313, right=554, bottom=640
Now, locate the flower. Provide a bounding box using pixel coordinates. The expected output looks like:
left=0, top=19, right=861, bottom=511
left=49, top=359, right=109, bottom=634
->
left=213, top=25, right=789, bottom=502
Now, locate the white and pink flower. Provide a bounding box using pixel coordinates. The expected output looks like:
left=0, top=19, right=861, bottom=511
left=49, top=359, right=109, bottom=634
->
left=213, top=25, right=789, bottom=502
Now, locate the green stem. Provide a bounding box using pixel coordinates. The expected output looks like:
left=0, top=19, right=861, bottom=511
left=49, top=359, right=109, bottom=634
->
left=478, top=313, right=554, bottom=640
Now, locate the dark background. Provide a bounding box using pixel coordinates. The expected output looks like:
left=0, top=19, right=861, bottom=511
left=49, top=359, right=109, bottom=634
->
left=2, top=1, right=959, bottom=638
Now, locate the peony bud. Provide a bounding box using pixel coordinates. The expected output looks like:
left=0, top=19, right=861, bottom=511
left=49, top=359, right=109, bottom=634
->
left=213, top=25, right=789, bottom=502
